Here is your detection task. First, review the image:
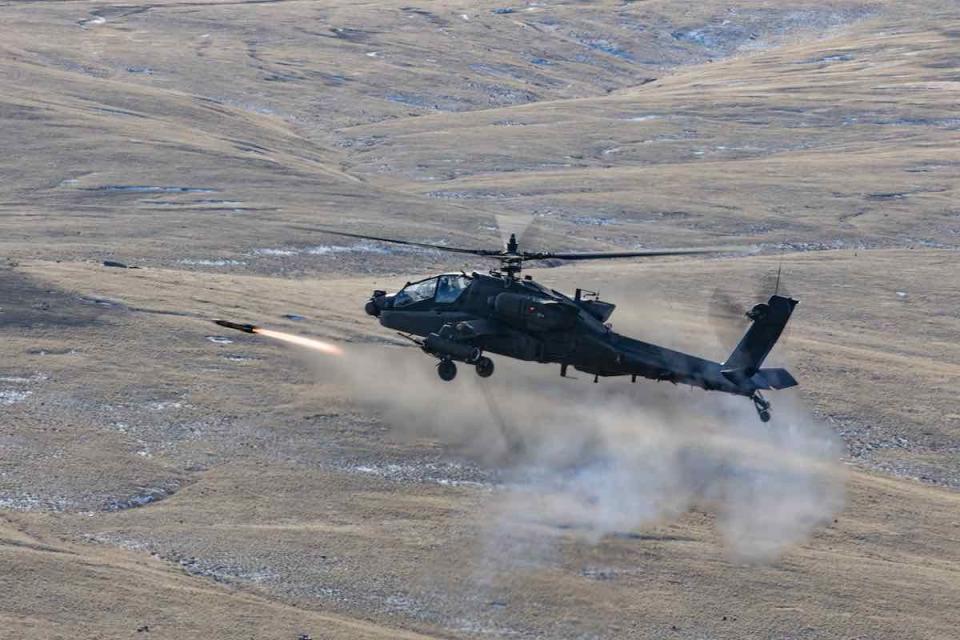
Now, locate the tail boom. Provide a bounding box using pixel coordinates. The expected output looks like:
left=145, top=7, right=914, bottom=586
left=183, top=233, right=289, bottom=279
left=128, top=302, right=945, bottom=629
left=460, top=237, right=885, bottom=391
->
left=608, top=294, right=798, bottom=421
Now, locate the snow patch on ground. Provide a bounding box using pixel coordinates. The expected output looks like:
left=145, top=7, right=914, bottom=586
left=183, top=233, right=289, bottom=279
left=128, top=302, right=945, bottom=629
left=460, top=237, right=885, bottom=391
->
left=103, top=486, right=178, bottom=511
left=253, top=248, right=299, bottom=257
left=178, top=259, right=246, bottom=267
left=0, top=373, right=48, bottom=384
left=223, top=354, right=257, bottom=362
left=84, top=185, right=217, bottom=194
left=249, top=241, right=437, bottom=258
left=149, top=401, right=189, bottom=411
left=349, top=462, right=492, bottom=489
left=0, top=494, right=73, bottom=511
left=0, top=390, right=31, bottom=405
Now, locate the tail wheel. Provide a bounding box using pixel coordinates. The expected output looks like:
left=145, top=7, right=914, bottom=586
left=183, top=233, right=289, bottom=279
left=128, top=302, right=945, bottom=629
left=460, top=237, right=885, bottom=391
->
left=475, top=357, right=494, bottom=378
left=752, top=392, right=771, bottom=422
left=437, top=359, right=457, bottom=381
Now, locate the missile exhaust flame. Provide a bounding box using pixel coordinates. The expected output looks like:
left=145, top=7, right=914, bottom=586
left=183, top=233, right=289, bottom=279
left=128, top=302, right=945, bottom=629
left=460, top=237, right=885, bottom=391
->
left=212, top=320, right=343, bottom=356
left=252, top=327, right=344, bottom=356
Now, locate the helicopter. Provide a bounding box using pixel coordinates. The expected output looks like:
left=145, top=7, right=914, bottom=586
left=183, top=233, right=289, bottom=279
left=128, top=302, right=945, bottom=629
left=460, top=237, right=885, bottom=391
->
left=217, top=227, right=798, bottom=422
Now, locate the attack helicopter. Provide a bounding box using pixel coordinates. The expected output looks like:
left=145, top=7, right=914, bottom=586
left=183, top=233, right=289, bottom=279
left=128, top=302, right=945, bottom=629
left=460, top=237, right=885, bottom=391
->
left=222, top=227, right=799, bottom=422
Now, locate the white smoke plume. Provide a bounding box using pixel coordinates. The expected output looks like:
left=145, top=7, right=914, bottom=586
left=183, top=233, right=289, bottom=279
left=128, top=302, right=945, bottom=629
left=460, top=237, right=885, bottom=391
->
left=299, top=339, right=845, bottom=563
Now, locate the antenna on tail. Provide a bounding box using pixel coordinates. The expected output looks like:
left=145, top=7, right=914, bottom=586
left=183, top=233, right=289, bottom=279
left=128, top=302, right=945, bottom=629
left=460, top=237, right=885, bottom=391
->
left=774, top=238, right=787, bottom=296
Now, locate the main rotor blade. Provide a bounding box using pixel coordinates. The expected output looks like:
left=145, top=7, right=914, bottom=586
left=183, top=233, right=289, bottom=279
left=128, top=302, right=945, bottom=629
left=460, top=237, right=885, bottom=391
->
left=521, top=247, right=734, bottom=261
left=290, top=226, right=502, bottom=256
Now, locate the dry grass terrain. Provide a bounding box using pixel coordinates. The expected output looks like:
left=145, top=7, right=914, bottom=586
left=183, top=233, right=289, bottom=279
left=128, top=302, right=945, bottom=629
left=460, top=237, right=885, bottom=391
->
left=1, top=1, right=958, bottom=639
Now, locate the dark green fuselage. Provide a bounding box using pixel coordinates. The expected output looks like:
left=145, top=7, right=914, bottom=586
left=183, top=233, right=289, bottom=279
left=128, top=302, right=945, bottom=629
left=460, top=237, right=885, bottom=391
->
left=368, top=272, right=797, bottom=398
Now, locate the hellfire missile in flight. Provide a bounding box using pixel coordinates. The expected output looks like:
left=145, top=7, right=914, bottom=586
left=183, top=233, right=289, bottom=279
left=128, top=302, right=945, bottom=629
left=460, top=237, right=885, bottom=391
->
left=213, top=319, right=258, bottom=334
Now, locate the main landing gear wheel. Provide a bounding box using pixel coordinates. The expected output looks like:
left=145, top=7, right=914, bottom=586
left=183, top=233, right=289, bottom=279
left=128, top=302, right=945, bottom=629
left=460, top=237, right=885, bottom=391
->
left=437, top=359, right=457, bottom=381
left=475, top=357, right=494, bottom=378
left=752, top=391, right=772, bottom=423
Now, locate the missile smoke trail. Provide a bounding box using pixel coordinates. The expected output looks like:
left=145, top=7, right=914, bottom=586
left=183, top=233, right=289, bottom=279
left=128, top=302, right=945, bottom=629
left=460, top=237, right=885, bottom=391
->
left=253, top=328, right=344, bottom=356
left=212, top=320, right=344, bottom=356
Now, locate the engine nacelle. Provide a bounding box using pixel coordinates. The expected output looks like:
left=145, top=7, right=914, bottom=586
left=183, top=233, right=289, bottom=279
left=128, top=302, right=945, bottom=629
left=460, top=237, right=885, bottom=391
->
left=493, top=292, right=579, bottom=332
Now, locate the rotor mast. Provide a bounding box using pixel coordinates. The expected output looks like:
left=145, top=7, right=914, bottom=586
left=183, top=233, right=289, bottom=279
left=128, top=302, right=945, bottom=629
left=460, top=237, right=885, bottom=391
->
left=501, top=233, right=522, bottom=280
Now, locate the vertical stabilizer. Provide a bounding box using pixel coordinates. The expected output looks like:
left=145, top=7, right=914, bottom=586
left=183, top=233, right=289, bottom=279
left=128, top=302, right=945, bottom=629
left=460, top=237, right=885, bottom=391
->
left=722, top=295, right=798, bottom=376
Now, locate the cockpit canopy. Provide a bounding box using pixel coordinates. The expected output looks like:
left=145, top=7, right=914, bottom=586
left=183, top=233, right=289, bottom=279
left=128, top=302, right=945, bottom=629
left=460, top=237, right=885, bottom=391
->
left=394, top=274, right=471, bottom=308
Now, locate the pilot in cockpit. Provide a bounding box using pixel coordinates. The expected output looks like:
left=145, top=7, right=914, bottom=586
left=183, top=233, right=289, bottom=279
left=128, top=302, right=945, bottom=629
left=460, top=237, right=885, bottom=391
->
left=436, top=276, right=455, bottom=302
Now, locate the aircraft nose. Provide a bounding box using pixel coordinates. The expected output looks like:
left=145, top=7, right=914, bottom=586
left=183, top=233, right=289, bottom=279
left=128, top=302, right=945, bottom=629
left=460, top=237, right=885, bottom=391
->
left=365, top=290, right=388, bottom=317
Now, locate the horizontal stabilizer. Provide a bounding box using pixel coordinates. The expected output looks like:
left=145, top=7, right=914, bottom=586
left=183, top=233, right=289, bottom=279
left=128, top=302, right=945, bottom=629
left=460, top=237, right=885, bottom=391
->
left=756, top=367, right=798, bottom=390
left=721, top=366, right=797, bottom=391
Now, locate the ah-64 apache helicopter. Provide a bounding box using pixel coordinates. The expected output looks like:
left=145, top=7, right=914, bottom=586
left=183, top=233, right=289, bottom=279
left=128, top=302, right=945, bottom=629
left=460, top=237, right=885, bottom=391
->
left=216, top=228, right=798, bottom=422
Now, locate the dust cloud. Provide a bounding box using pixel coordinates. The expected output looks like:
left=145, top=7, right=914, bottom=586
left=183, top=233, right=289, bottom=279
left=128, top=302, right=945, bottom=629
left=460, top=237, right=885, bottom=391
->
left=293, top=335, right=844, bottom=563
